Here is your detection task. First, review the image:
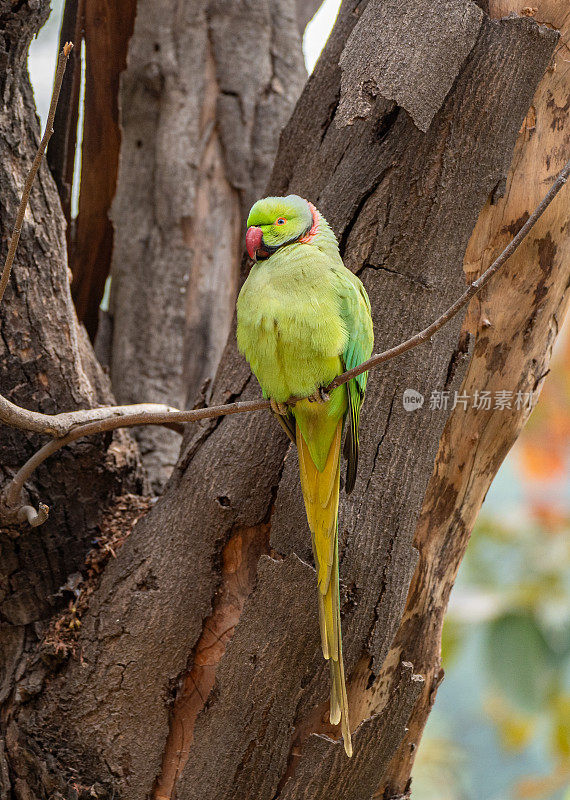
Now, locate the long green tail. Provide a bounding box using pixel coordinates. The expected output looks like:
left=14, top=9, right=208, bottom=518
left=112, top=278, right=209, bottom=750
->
left=297, top=419, right=352, bottom=757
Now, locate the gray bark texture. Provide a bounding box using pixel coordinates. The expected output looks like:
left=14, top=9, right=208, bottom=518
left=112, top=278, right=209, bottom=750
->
left=336, top=0, right=484, bottom=131
left=106, top=0, right=307, bottom=491
left=0, top=0, right=143, bottom=733
left=0, top=1, right=562, bottom=799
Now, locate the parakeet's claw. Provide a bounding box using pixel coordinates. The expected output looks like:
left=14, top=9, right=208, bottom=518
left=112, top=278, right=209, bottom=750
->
left=307, top=386, right=330, bottom=404
left=270, top=398, right=289, bottom=416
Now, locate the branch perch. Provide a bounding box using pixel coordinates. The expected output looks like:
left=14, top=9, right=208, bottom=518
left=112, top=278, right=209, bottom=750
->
left=0, top=44, right=568, bottom=525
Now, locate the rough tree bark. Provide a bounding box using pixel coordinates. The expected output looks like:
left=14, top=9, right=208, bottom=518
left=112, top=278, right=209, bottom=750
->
left=0, top=0, right=143, bottom=764
left=0, top=2, right=141, bottom=700
left=377, top=2, right=570, bottom=795
left=105, top=0, right=307, bottom=490
left=1, top=2, right=564, bottom=799
left=0, top=2, right=566, bottom=800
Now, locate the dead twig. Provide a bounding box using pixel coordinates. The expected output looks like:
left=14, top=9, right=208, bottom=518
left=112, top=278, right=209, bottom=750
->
left=3, top=157, right=569, bottom=442
left=0, top=43, right=73, bottom=305
left=0, top=40, right=568, bottom=525
left=3, top=154, right=569, bottom=522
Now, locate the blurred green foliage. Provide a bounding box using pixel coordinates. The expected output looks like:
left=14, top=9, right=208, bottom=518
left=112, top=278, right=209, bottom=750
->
left=414, top=515, right=570, bottom=800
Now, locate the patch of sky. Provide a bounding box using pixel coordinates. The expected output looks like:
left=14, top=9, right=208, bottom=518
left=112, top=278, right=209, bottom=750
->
left=303, top=0, right=342, bottom=73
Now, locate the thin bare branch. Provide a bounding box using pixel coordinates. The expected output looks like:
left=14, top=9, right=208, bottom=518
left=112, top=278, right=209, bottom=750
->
left=0, top=43, right=73, bottom=305
left=0, top=397, right=192, bottom=437
left=0, top=34, right=567, bottom=525
left=2, top=155, right=568, bottom=523
left=3, top=155, right=569, bottom=445
left=0, top=398, right=273, bottom=518
left=327, top=156, right=570, bottom=393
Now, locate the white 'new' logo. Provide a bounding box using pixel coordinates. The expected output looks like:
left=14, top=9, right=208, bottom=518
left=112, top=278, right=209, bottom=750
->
left=403, top=389, right=424, bottom=412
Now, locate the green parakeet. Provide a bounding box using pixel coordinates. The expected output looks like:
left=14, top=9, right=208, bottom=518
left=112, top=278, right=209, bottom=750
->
left=236, top=195, right=374, bottom=757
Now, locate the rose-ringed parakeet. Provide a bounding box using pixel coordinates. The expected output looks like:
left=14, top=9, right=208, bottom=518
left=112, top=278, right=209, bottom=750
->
left=236, top=195, right=374, bottom=757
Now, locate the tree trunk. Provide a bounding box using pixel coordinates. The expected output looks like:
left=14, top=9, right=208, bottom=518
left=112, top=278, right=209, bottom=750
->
left=105, top=0, right=307, bottom=491
left=376, top=2, right=570, bottom=795
left=67, top=0, right=138, bottom=341
left=0, top=2, right=565, bottom=799
left=0, top=0, right=144, bottom=738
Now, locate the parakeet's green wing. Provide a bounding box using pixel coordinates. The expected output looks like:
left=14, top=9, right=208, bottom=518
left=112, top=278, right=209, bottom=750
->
left=335, top=270, right=374, bottom=494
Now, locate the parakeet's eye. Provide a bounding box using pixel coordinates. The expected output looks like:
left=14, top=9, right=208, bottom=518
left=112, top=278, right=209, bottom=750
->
left=276, top=218, right=286, bottom=225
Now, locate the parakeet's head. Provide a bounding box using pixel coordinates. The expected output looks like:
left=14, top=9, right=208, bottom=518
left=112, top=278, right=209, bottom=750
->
left=245, top=195, right=317, bottom=261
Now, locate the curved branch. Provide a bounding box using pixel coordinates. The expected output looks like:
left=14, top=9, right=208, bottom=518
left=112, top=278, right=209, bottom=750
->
left=328, top=155, right=570, bottom=392
left=17, top=503, right=49, bottom=528
left=1, top=398, right=273, bottom=510
left=2, top=154, right=568, bottom=524
left=0, top=37, right=568, bottom=525
left=0, top=397, right=191, bottom=437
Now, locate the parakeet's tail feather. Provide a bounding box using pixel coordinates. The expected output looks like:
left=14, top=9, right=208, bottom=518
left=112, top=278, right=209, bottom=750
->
left=329, top=660, right=341, bottom=724
left=297, top=420, right=352, bottom=757
left=317, top=591, right=330, bottom=659
left=273, top=409, right=296, bottom=445
left=333, top=540, right=352, bottom=756
left=343, top=379, right=362, bottom=495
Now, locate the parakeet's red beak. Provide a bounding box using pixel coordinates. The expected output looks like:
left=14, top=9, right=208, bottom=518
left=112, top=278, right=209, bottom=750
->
left=246, top=226, right=263, bottom=261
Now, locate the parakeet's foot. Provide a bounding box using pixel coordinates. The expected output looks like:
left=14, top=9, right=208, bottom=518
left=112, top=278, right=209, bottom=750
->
left=270, top=398, right=289, bottom=415
left=307, top=386, right=330, bottom=403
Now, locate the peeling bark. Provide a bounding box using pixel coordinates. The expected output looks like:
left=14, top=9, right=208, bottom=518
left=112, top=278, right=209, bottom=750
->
left=107, top=0, right=306, bottom=490
left=152, top=523, right=271, bottom=800
left=375, top=2, right=570, bottom=797
left=336, top=0, right=484, bottom=132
